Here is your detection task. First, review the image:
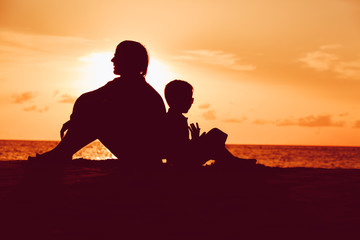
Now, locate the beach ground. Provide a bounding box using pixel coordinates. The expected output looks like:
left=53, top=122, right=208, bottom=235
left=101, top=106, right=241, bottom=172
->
left=1, top=160, right=360, bottom=239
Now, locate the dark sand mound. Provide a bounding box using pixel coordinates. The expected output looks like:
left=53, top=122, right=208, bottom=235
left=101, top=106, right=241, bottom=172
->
left=1, top=160, right=360, bottom=239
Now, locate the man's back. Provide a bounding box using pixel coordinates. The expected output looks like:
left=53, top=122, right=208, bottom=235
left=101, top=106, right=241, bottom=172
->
left=96, top=76, right=166, bottom=164
left=28, top=40, right=166, bottom=167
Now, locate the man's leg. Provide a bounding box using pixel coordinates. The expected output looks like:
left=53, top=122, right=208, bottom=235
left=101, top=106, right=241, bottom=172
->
left=29, top=92, right=99, bottom=162
left=51, top=123, right=97, bottom=159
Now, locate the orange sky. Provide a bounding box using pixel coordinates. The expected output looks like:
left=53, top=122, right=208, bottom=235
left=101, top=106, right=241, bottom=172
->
left=1, top=0, right=360, bottom=146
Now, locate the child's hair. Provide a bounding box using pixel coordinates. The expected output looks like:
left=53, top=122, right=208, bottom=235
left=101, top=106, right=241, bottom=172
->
left=165, top=80, right=193, bottom=107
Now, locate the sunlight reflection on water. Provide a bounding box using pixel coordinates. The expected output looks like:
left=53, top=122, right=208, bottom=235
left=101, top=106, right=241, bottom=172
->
left=1, top=140, right=359, bottom=169
left=0, top=140, right=116, bottom=161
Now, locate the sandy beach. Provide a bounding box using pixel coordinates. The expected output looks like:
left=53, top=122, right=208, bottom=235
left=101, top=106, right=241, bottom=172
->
left=1, top=160, right=360, bottom=240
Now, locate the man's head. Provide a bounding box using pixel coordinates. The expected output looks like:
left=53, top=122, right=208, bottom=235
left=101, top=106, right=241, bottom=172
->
left=111, top=40, right=149, bottom=76
left=165, top=80, right=194, bottom=113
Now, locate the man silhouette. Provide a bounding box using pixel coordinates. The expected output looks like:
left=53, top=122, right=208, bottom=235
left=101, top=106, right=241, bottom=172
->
left=29, top=41, right=166, bottom=167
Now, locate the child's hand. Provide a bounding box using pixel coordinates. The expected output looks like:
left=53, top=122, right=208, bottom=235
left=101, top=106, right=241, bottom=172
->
left=189, top=122, right=201, bottom=140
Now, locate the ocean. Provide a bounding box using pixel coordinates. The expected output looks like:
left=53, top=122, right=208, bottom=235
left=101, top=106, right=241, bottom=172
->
left=0, top=139, right=359, bottom=169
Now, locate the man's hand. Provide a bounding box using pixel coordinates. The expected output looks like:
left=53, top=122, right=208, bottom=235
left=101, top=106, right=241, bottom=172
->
left=189, top=122, right=204, bottom=140
left=60, top=121, right=70, bottom=139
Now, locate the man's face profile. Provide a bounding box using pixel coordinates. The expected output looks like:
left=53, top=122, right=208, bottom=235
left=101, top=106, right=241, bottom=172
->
left=111, top=46, right=125, bottom=75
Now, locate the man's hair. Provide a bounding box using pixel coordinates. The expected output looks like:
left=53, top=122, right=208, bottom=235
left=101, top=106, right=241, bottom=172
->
left=116, top=40, right=149, bottom=75
left=165, top=80, right=193, bottom=107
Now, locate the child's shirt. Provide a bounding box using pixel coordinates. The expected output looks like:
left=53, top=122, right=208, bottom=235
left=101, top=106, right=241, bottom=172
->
left=164, top=108, right=205, bottom=167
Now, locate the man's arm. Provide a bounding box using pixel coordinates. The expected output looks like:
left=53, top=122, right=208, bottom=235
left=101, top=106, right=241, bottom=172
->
left=60, top=120, right=71, bottom=139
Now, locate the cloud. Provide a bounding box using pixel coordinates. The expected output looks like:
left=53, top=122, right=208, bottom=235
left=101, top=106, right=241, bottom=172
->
left=354, top=121, right=360, bottom=128
left=174, top=50, right=256, bottom=71
left=298, top=45, right=360, bottom=79
left=78, top=52, right=114, bottom=63
left=319, top=44, right=342, bottom=50
left=253, top=119, right=273, bottom=125
left=298, top=115, right=344, bottom=127
left=298, top=51, right=338, bottom=71
left=0, top=31, right=96, bottom=64
left=11, top=91, right=37, bottom=103
left=252, top=114, right=345, bottom=127
left=276, top=115, right=344, bottom=127
left=23, top=105, right=49, bottom=113
left=23, top=105, right=37, bottom=112
left=338, top=112, right=349, bottom=117
left=0, top=34, right=47, bottom=54
left=202, top=110, right=216, bottom=120
left=58, top=94, right=76, bottom=103
left=199, top=104, right=210, bottom=109
left=333, top=60, right=360, bottom=79
left=223, top=117, right=247, bottom=123
left=53, top=90, right=59, bottom=97
left=275, top=118, right=297, bottom=126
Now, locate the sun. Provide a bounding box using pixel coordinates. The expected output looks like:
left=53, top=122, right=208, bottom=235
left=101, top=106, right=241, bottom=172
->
left=75, top=52, right=176, bottom=99
left=75, top=52, right=115, bottom=93
left=146, top=58, right=177, bottom=99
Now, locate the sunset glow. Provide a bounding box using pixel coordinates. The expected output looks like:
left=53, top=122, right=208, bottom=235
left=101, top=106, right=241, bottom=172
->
left=76, top=52, right=115, bottom=93
left=146, top=58, right=177, bottom=100
left=1, top=0, right=360, bottom=146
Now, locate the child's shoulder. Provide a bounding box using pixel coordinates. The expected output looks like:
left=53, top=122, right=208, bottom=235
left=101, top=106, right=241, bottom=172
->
left=165, top=110, right=187, bottom=127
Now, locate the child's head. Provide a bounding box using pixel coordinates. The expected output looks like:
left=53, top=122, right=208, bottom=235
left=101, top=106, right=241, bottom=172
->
left=165, top=80, right=194, bottom=113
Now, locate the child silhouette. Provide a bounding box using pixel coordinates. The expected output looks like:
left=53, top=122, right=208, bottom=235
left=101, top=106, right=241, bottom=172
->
left=163, top=80, right=257, bottom=168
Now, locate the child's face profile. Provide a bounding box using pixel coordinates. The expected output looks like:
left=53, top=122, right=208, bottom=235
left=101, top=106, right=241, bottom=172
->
left=182, top=93, right=194, bottom=113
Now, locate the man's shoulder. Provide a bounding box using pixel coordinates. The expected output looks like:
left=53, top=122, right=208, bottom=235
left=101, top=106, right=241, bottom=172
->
left=92, top=77, right=121, bottom=92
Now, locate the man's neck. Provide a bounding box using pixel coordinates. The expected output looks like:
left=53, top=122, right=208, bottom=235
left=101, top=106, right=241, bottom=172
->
left=120, top=73, right=145, bottom=79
